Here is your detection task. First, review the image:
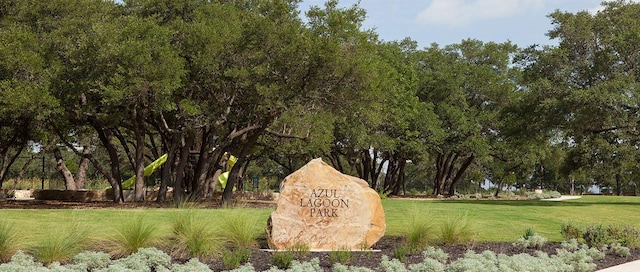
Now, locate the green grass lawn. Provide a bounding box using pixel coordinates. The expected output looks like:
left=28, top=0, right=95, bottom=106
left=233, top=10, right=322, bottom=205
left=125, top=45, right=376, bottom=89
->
left=2, top=195, right=640, bottom=247
left=384, top=195, right=640, bottom=241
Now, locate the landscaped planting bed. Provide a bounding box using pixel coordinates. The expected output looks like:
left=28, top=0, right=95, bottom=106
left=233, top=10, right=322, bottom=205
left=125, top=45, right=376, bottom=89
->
left=2, top=195, right=640, bottom=271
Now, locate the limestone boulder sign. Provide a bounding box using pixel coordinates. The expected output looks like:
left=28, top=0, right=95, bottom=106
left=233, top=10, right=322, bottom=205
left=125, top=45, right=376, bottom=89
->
left=266, top=158, right=385, bottom=250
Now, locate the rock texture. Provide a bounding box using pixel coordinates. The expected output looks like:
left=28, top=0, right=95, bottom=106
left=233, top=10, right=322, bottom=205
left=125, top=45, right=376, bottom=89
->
left=267, top=158, right=385, bottom=250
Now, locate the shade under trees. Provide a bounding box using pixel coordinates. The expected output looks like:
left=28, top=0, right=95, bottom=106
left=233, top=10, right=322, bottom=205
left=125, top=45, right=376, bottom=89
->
left=2, top=0, right=640, bottom=202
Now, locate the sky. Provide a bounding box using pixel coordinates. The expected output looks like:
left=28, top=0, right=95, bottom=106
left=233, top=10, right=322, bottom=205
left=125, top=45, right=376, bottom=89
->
left=297, top=0, right=639, bottom=48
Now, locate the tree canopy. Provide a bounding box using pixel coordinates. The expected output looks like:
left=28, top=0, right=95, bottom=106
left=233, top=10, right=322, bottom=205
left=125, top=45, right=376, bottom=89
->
left=2, top=0, right=640, bottom=202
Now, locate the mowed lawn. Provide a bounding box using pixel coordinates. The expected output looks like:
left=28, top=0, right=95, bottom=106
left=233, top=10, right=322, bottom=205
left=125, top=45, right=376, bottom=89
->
left=1, top=195, right=640, bottom=246
left=383, top=195, right=640, bottom=242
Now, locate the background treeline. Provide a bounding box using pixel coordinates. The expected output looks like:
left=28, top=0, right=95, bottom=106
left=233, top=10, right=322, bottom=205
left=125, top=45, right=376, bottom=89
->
left=1, top=0, right=640, bottom=203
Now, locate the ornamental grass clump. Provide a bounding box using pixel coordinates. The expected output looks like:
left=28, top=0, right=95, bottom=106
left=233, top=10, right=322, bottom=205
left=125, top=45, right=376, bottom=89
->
left=439, top=213, right=476, bottom=245
left=0, top=221, right=19, bottom=262
left=102, top=216, right=159, bottom=257
left=329, top=247, right=352, bottom=265
left=29, top=224, right=89, bottom=265
left=288, top=242, right=310, bottom=257
left=222, top=247, right=252, bottom=270
left=403, top=210, right=435, bottom=252
left=169, top=212, right=224, bottom=259
left=271, top=250, right=295, bottom=269
left=219, top=210, right=261, bottom=249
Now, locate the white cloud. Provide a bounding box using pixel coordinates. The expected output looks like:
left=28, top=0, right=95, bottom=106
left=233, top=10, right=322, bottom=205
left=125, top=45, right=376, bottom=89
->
left=416, top=0, right=545, bottom=26
left=587, top=0, right=640, bottom=14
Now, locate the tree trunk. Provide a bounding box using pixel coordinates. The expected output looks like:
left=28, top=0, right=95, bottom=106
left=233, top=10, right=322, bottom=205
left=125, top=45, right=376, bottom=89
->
left=192, top=138, right=211, bottom=199
left=360, top=149, right=371, bottom=182
left=569, top=178, right=575, bottom=195
left=447, top=153, right=475, bottom=196
left=209, top=168, right=223, bottom=200
left=90, top=120, right=124, bottom=203
left=173, top=133, right=194, bottom=204
left=14, top=154, right=36, bottom=190
left=75, top=145, right=90, bottom=190
left=0, top=141, right=24, bottom=187
left=222, top=131, right=261, bottom=206
left=433, top=152, right=457, bottom=195
left=132, top=108, right=146, bottom=202
left=158, top=134, right=179, bottom=203
left=361, top=149, right=384, bottom=190
left=494, top=179, right=503, bottom=197
left=383, top=155, right=405, bottom=195
left=53, top=147, right=76, bottom=190
left=328, top=152, right=343, bottom=173
left=615, top=173, right=622, bottom=196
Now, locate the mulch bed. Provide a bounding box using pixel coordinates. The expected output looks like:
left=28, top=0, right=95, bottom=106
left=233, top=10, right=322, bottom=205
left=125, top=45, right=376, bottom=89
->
left=2, top=199, right=640, bottom=271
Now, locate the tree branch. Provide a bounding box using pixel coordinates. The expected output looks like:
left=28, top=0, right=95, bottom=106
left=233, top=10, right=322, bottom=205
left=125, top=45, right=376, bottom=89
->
left=264, top=129, right=307, bottom=140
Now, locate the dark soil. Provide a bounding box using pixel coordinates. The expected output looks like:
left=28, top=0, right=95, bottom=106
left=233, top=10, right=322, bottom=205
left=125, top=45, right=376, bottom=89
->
left=2, top=199, right=640, bottom=271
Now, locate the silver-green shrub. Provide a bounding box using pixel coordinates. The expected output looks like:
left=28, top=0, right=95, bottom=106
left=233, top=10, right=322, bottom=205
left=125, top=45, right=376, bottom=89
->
left=264, top=258, right=322, bottom=272
left=422, top=247, right=448, bottom=263
left=609, top=243, right=631, bottom=257
left=97, top=247, right=171, bottom=272
left=332, top=263, right=375, bottom=272
left=407, top=258, right=446, bottom=272
left=379, top=255, right=409, bottom=272
left=561, top=239, right=580, bottom=251
left=72, top=251, right=110, bottom=270
left=0, top=250, right=49, bottom=272
left=448, top=250, right=498, bottom=272
left=514, top=233, right=548, bottom=249
left=47, top=262, right=80, bottom=272
left=172, top=258, right=213, bottom=272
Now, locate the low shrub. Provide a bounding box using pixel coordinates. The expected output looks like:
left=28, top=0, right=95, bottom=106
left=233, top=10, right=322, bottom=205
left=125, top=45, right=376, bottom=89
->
left=332, top=263, right=375, bottom=272
left=422, top=247, right=449, bottom=263
left=561, top=239, right=580, bottom=251
left=525, top=190, right=561, bottom=200
left=609, top=225, right=640, bottom=248
left=610, top=243, right=631, bottom=257
left=71, top=251, right=111, bottom=270
left=560, top=222, right=582, bottom=241
left=583, top=225, right=609, bottom=248
left=107, top=247, right=172, bottom=271
left=379, top=255, right=409, bottom=272
left=172, top=258, right=214, bottom=272
left=513, top=228, right=547, bottom=249
left=0, top=245, right=615, bottom=272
